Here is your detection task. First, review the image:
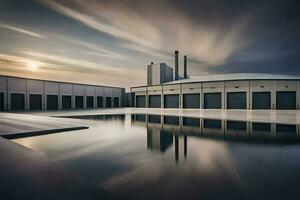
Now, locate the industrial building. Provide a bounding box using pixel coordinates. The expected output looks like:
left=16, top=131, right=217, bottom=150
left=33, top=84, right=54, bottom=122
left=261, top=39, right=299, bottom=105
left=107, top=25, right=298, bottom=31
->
left=0, top=75, right=125, bottom=111
left=131, top=51, right=300, bottom=110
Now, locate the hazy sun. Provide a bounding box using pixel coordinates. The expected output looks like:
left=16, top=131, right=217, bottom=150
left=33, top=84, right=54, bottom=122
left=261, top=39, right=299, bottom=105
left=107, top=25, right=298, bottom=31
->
left=27, top=61, right=40, bottom=71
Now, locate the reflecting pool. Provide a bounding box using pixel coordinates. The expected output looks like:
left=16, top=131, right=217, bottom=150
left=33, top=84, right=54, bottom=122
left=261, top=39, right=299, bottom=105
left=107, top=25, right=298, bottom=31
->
left=13, top=114, right=300, bottom=200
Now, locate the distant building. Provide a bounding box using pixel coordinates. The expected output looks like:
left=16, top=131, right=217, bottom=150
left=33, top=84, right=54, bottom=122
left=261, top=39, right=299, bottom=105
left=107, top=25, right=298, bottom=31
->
left=131, top=51, right=300, bottom=110
left=0, top=75, right=125, bottom=111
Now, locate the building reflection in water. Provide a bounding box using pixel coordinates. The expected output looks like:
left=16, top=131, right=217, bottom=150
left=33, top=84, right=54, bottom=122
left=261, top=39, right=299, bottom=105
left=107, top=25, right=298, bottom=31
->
left=131, top=115, right=300, bottom=163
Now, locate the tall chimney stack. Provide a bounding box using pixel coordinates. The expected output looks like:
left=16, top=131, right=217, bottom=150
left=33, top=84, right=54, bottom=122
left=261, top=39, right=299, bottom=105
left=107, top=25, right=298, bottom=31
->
left=184, top=55, right=187, bottom=79
left=175, top=50, right=179, bottom=80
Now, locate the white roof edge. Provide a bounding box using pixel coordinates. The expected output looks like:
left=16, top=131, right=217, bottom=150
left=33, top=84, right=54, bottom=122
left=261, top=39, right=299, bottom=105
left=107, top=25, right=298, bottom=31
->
left=164, top=73, right=300, bottom=85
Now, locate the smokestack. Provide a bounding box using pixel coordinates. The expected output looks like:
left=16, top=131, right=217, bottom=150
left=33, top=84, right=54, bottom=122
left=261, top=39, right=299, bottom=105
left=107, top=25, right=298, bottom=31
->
left=184, top=55, right=187, bottom=79
left=175, top=50, right=179, bottom=80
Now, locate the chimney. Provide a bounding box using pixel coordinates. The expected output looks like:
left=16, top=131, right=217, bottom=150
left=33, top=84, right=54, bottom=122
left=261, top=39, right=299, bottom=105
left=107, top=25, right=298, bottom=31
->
left=184, top=55, right=187, bottom=79
left=175, top=50, right=179, bottom=80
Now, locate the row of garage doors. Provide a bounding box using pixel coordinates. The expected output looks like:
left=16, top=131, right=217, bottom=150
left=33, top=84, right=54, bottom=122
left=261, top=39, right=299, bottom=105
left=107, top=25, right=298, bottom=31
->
left=135, top=91, right=297, bottom=109
left=0, top=93, right=120, bottom=111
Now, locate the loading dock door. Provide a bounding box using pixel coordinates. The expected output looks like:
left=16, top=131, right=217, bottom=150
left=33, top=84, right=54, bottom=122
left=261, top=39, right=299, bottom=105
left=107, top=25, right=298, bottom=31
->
left=149, top=95, right=161, bottom=108
left=106, top=97, right=112, bottom=108
left=114, top=97, right=119, bottom=107
left=97, top=96, right=103, bottom=108
left=164, top=94, right=179, bottom=108
left=252, top=92, right=271, bottom=109
left=227, top=92, right=247, bottom=109
left=86, top=96, right=94, bottom=108
left=62, top=95, right=72, bottom=109
left=11, top=93, right=25, bottom=111
left=75, top=96, right=84, bottom=109
left=136, top=95, right=145, bottom=108
left=183, top=93, right=200, bottom=109
left=204, top=93, right=222, bottom=109
left=30, top=94, right=42, bottom=110
left=47, top=95, right=58, bottom=110
left=276, top=91, right=296, bottom=110
left=0, top=92, right=4, bottom=111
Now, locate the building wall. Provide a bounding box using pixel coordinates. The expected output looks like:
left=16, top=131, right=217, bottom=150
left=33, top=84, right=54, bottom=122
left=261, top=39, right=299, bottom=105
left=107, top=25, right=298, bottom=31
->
left=0, top=75, right=125, bottom=111
left=131, top=79, right=300, bottom=110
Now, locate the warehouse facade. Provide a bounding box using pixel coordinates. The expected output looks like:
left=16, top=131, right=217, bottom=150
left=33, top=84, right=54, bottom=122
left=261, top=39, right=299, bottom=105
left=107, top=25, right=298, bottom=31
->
left=131, top=73, right=300, bottom=110
left=0, top=75, right=125, bottom=111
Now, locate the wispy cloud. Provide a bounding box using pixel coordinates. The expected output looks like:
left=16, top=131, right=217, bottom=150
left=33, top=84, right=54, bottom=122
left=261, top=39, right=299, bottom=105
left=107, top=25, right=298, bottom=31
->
left=0, top=23, right=45, bottom=39
left=23, top=51, right=120, bottom=71
left=40, top=0, right=249, bottom=67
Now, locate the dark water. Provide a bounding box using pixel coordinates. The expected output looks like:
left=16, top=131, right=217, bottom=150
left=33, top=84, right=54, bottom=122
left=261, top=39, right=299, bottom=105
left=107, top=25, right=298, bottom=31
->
left=13, top=114, right=300, bottom=200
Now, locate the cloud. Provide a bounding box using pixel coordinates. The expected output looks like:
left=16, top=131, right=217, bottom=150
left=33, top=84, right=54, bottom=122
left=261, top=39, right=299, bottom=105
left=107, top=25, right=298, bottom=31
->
left=39, top=0, right=249, bottom=68
left=0, top=23, right=45, bottom=39
left=23, top=51, right=120, bottom=71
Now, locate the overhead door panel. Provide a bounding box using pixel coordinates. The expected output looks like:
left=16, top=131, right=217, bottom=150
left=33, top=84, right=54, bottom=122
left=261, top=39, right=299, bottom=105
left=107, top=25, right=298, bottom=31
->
left=252, top=92, right=271, bottom=109
left=149, top=95, right=161, bottom=108
left=114, top=97, right=119, bottom=107
left=62, top=95, right=71, bottom=109
left=276, top=91, right=296, bottom=110
left=75, top=96, right=84, bottom=109
left=47, top=95, right=58, bottom=110
left=136, top=95, right=145, bottom=108
left=97, top=96, right=103, bottom=108
left=11, top=93, right=25, bottom=111
left=106, top=97, right=112, bottom=108
left=164, top=94, right=179, bottom=108
left=183, top=93, right=200, bottom=109
left=86, top=96, right=94, bottom=108
left=204, top=93, right=221, bottom=109
left=227, top=92, right=247, bottom=109
left=0, top=92, right=4, bottom=111
left=30, top=94, right=42, bottom=110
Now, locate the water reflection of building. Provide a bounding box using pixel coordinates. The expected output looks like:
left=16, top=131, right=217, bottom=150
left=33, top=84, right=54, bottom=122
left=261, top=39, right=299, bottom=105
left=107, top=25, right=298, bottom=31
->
left=131, top=114, right=300, bottom=163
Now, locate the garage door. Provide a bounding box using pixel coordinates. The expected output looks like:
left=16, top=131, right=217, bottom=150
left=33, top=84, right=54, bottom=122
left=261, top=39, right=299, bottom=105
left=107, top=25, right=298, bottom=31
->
left=136, top=95, right=145, bottom=107
left=276, top=91, right=296, bottom=110
left=0, top=92, right=4, bottom=111
left=204, top=93, right=222, bottom=109
left=252, top=92, right=271, bottom=109
left=227, top=92, right=247, bottom=109
left=164, top=94, right=179, bottom=108
left=114, top=97, right=119, bottom=107
left=62, top=95, right=71, bottom=109
left=75, top=96, right=84, bottom=109
left=30, top=94, right=42, bottom=110
left=47, top=95, right=58, bottom=110
left=86, top=96, right=94, bottom=108
left=11, top=93, right=25, bottom=111
left=97, top=96, right=103, bottom=108
left=203, top=119, right=221, bottom=129
left=183, top=93, right=200, bottom=109
left=106, top=97, right=112, bottom=108
left=149, top=95, right=161, bottom=108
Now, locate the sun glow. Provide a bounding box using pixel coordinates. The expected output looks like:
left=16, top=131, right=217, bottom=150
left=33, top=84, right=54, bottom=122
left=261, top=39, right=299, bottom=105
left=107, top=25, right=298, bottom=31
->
left=27, top=61, right=40, bottom=71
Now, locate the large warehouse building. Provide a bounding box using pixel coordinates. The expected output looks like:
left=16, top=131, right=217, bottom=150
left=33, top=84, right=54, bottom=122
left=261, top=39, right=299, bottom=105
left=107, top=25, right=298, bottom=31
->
left=0, top=75, right=125, bottom=111
left=131, top=51, right=300, bottom=110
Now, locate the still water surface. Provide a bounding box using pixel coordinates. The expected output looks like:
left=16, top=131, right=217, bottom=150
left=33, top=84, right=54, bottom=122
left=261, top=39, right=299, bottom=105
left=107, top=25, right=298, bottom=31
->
left=13, top=114, right=300, bottom=200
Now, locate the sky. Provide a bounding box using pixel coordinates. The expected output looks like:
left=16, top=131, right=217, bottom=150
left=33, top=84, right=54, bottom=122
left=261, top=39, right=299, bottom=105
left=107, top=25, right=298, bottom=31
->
left=0, top=0, right=299, bottom=89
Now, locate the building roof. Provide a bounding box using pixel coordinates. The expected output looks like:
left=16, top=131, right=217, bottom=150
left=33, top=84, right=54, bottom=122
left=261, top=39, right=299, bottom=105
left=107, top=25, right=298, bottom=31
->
left=164, top=73, right=300, bottom=85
